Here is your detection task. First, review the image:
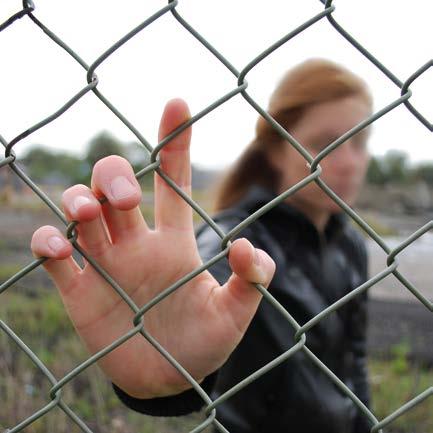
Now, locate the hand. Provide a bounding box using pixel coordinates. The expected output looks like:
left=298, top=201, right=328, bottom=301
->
left=30, top=98, right=276, bottom=399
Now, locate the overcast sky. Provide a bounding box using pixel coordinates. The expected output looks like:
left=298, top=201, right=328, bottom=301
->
left=1, top=0, right=431, bottom=169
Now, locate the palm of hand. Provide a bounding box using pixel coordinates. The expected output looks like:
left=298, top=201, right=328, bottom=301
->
left=70, top=225, right=225, bottom=398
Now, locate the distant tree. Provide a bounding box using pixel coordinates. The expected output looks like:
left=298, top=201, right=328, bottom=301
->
left=413, top=163, right=433, bottom=186
left=365, top=151, right=418, bottom=186
left=20, top=146, right=85, bottom=185
left=124, top=142, right=153, bottom=189
left=366, top=156, right=387, bottom=185
left=382, top=150, right=409, bottom=184
left=21, top=146, right=56, bottom=181
left=57, top=153, right=90, bottom=185
left=124, top=141, right=150, bottom=167
left=84, top=133, right=157, bottom=188
left=85, top=132, right=125, bottom=168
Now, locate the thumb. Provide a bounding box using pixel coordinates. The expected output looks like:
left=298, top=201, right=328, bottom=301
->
left=214, top=238, right=276, bottom=335
left=228, top=238, right=275, bottom=286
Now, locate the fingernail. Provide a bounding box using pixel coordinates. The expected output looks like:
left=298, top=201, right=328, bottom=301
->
left=72, top=195, right=92, bottom=215
left=48, top=236, right=68, bottom=253
left=254, top=248, right=262, bottom=267
left=253, top=249, right=267, bottom=283
left=110, top=176, right=136, bottom=200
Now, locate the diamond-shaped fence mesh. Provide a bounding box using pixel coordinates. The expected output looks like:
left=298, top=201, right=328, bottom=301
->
left=1, top=1, right=432, bottom=432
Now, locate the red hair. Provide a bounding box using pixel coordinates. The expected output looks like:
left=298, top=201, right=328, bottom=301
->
left=212, top=58, right=372, bottom=211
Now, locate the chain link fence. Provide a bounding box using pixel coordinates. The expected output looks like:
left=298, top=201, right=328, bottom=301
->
left=1, top=0, right=432, bottom=432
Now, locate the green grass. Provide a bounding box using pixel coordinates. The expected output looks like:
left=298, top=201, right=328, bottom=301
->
left=0, top=263, right=23, bottom=281
left=0, top=238, right=8, bottom=251
left=369, top=355, right=432, bottom=432
left=0, top=289, right=206, bottom=432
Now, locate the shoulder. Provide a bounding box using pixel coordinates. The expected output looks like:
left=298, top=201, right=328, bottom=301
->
left=194, top=207, right=274, bottom=261
left=195, top=205, right=268, bottom=242
left=195, top=207, right=249, bottom=238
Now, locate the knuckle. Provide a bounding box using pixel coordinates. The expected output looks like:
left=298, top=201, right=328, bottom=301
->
left=80, top=237, right=109, bottom=260
left=61, top=270, right=82, bottom=296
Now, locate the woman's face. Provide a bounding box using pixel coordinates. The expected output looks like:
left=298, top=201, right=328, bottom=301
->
left=269, top=95, right=371, bottom=216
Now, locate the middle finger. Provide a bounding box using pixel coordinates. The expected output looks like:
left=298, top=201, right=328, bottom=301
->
left=91, top=155, right=148, bottom=243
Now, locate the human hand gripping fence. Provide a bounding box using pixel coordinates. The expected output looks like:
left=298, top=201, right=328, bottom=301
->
left=1, top=1, right=432, bottom=433
left=30, top=98, right=276, bottom=401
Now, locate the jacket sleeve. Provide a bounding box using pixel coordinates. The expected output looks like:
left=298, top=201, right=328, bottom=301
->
left=112, top=370, right=218, bottom=416
left=110, top=217, right=241, bottom=416
left=348, top=233, right=371, bottom=433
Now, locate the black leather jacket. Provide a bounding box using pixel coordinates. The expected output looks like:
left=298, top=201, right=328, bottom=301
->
left=113, top=185, right=371, bottom=433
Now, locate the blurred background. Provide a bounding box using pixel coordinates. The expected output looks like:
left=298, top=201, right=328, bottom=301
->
left=1, top=0, right=432, bottom=432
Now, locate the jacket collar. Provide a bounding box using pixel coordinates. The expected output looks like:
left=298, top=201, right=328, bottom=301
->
left=235, top=184, right=348, bottom=245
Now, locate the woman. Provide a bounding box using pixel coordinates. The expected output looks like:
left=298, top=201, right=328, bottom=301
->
left=30, top=58, right=373, bottom=432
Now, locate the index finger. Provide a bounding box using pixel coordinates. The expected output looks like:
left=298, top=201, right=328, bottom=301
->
left=154, top=98, right=193, bottom=232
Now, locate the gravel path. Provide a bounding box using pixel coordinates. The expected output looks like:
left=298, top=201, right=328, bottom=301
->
left=367, top=234, right=433, bottom=303
left=362, top=210, right=433, bottom=363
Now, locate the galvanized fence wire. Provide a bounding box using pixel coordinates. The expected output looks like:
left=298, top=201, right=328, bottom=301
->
left=0, top=0, right=432, bottom=431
